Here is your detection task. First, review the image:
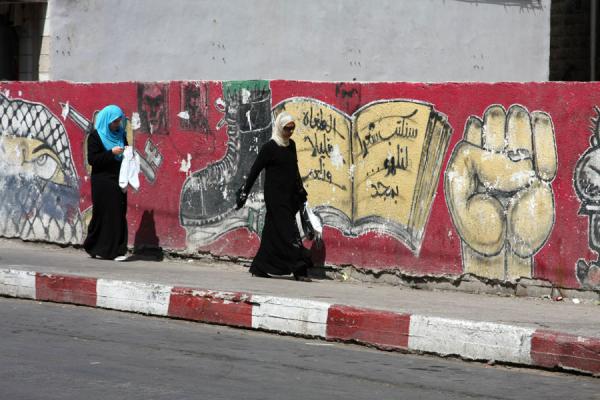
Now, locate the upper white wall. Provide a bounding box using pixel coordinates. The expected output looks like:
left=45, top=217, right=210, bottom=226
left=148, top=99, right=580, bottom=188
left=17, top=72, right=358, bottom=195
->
left=48, top=0, right=551, bottom=82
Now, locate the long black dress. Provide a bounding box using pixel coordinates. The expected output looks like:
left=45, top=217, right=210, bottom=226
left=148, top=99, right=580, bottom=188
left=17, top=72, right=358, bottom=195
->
left=244, top=139, right=312, bottom=277
left=83, top=130, right=128, bottom=259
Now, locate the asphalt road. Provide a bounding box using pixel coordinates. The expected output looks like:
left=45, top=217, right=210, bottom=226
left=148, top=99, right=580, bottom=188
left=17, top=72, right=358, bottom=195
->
left=1, top=297, right=598, bottom=400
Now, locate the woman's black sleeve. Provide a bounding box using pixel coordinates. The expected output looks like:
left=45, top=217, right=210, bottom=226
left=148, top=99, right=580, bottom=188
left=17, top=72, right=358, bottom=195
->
left=87, top=130, right=119, bottom=170
left=243, top=142, right=271, bottom=193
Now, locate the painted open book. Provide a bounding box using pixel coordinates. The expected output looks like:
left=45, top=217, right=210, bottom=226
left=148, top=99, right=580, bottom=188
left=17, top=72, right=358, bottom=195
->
left=273, top=98, right=452, bottom=254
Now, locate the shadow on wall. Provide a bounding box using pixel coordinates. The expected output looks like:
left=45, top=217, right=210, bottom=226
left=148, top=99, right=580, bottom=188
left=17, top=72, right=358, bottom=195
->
left=133, top=210, right=163, bottom=261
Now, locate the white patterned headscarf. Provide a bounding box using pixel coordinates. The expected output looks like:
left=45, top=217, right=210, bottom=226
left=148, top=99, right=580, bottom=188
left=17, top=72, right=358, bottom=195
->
left=271, top=111, right=294, bottom=147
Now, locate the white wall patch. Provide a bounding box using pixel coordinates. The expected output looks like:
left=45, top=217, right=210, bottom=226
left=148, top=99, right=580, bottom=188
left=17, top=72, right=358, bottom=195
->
left=61, top=101, right=70, bottom=120
left=131, top=112, right=141, bottom=130
left=330, top=144, right=344, bottom=168
left=179, top=153, right=192, bottom=176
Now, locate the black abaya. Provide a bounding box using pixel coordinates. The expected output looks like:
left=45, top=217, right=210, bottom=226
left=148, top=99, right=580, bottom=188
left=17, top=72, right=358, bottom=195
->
left=83, top=130, right=128, bottom=259
left=243, top=139, right=312, bottom=277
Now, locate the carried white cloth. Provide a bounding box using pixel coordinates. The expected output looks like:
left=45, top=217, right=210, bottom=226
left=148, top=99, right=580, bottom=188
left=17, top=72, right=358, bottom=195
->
left=119, top=146, right=141, bottom=192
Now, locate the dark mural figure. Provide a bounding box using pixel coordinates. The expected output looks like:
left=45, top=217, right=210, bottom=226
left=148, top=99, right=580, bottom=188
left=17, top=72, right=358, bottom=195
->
left=137, top=83, right=169, bottom=135
left=180, top=81, right=272, bottom=244
left=180, top=82, right=210, bottom=133
left=573, top=107, right=600, bottom=289
left=335, top=82, right=362, bottom=115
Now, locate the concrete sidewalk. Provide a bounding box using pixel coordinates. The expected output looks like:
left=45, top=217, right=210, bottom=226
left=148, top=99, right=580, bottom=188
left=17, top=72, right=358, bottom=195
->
left=0, top=238, right=599, bottom=376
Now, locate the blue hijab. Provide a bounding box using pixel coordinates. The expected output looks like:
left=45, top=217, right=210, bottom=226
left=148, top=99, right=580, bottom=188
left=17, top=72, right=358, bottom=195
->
left=95, top=104, right=125, bottom=160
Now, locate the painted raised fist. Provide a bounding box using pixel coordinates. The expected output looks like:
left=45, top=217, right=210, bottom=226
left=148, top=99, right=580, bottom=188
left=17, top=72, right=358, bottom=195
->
left=444, top=104, right=557, bottom=280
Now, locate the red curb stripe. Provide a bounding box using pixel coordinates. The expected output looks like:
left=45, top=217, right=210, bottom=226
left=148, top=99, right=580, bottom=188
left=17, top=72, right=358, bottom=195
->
left=531, top=330, right=600, bottom=374
left=326, top=305, right=411, bottom=349
left=35, top=273, right=97, bottom=306
left=168, top=287, right=253, bottom=328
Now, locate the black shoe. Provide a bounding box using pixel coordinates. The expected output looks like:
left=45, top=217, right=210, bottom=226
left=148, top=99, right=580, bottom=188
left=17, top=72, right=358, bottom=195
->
left=250, top=267, right=271, bottom=278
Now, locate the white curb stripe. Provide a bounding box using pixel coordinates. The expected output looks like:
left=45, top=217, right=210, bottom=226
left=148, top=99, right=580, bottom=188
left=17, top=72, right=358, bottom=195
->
left=408, top=315, right=535, bottom=364
left=0, top=269, right=36, bottom=299
left=251, top=295, right=330, bottom=337
left=97, top=279, right=172, bottom=316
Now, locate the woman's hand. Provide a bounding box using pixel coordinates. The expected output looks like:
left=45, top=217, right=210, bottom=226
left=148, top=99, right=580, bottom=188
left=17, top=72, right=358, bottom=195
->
left=111, top=146, right=124, bottom=155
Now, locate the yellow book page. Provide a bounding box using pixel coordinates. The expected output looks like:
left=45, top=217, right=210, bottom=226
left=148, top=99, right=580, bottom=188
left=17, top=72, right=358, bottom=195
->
left=275, top=99, right=352, bottom=218
left=352, top=100, right=433, bottom=224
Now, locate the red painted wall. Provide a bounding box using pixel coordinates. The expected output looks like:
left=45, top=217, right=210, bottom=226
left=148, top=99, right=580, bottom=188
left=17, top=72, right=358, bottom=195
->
left=0, top=80, right=598, bottom=290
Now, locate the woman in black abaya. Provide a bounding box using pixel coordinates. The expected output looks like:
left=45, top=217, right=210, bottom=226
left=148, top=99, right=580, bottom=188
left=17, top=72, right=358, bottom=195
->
left=236, top=111, right=313, bottom=281
left=83, top=105, right=129, bottom=261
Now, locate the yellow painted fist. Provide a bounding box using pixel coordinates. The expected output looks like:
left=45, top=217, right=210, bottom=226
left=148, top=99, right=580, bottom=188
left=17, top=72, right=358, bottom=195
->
left=444, top=105, right=557, bottom=280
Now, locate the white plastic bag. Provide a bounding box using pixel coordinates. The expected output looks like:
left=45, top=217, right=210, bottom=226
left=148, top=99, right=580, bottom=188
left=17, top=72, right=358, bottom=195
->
left=305, top=203, right=322, bottom=240
left=118, top=146, right=141, bottom=192
left=297, top=202, right=322, bottom=241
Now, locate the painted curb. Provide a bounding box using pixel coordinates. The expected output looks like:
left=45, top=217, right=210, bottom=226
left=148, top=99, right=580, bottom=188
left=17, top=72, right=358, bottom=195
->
left=1, top=268, right=598, bottom=376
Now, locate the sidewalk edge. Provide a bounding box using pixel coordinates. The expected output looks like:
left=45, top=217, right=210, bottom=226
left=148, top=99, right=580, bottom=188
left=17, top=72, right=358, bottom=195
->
left=1, top=268, right=598, bottom=376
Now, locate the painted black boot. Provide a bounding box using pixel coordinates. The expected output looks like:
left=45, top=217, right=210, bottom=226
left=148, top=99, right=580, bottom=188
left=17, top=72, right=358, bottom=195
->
left=180, top=81, right=272, bottom=230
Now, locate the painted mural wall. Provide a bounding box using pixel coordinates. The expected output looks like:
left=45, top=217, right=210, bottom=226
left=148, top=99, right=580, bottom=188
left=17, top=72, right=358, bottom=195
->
left=0, top=80, right=599, bottom=292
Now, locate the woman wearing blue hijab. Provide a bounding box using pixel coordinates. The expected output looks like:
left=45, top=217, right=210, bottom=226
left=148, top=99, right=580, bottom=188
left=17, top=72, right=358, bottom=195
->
left=83, top=104, right=129, bottom=261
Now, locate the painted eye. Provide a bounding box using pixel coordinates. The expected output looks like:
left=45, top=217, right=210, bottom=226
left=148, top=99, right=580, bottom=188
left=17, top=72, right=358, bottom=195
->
left=32, top=153, right=59, bottom=181
left=35, top=153, right=49, bottom=166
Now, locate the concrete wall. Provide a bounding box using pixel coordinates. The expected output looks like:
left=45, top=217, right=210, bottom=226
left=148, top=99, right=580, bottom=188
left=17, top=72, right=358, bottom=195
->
left=2, top=79, right=600, bottom=292
left=46, top=0, right=551, bottom=82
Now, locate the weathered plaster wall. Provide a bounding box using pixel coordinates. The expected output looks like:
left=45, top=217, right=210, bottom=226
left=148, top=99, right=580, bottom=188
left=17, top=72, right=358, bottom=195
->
left=47, top=0, right=550, bottom=82
left=1, top=80, right=599, bottom=292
